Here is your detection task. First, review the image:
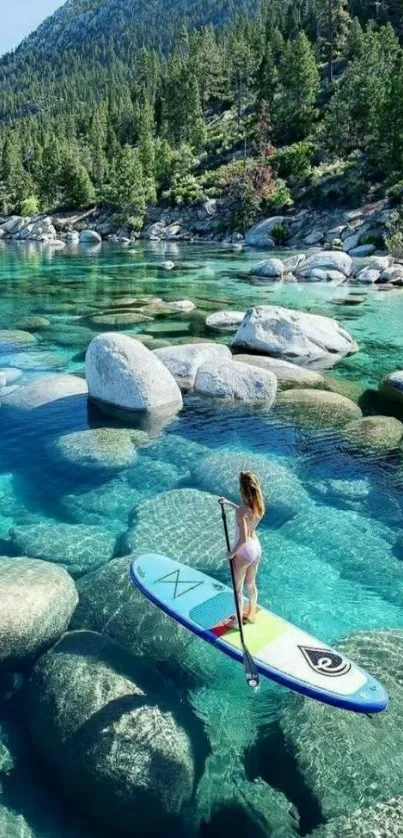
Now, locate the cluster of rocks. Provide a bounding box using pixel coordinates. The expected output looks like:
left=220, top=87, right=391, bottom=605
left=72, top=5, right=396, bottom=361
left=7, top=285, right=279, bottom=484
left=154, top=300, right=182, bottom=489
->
left=249, top=249, right=403, bottom=287
left=0, top=214, right=104, bottom=247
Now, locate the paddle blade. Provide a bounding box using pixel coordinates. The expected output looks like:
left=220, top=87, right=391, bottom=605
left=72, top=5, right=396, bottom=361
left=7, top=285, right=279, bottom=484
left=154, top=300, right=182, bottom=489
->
left=243, top=647, right=259, bottom=689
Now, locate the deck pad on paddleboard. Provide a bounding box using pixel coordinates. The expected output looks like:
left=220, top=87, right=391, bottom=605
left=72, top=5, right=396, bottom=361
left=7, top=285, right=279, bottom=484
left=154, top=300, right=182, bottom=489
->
left=130, top=554, right=388, bottom=713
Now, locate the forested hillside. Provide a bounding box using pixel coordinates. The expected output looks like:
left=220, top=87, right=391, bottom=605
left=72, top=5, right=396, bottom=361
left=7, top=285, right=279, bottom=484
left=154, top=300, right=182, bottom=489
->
left=1, top=0, right=403, bottom=233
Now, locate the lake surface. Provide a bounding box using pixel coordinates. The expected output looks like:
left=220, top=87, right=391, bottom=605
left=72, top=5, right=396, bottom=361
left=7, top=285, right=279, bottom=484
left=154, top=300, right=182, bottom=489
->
left=1, top=239, right=403, bottom=836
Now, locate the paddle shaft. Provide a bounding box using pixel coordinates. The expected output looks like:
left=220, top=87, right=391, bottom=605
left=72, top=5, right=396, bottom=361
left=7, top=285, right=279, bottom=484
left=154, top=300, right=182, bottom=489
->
left=220, top=504, right=259, bottom=688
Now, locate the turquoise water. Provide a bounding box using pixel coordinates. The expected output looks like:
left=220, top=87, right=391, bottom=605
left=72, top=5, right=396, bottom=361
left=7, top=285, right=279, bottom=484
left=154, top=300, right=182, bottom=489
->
left=1, top=240, right=403, bottom=836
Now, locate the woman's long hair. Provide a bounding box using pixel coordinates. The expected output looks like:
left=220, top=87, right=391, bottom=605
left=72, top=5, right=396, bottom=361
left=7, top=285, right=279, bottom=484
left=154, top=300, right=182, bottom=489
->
left=239, top=471, right=265, bottom=518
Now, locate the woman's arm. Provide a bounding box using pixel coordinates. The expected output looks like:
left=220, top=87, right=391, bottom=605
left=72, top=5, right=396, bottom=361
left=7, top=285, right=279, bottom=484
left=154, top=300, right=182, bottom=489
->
left=218, top=497, right=239, bottom=510
left=228, top=509, right=248, bottom=559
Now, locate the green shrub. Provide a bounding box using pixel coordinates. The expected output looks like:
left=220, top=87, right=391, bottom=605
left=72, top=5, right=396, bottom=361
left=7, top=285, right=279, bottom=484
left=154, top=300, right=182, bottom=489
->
left=20, top=196, right=40, bottom=216
left=387, top=182, right=403, bottom=205
left=266, top=179, right=293, bottom=211
left=270, top=142, right=316, bottom=181
left=271, top=223, right=288, bottom=245
left=385, top=209, right=403, bottom=258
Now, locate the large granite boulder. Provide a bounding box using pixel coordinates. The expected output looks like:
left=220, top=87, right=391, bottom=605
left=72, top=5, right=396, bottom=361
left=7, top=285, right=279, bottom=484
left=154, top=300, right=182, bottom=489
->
left=125, top=488, right=229, bottom=572
left=281, top=630, right=403, bottom=822
left=296, top=251, right=353, bottom=279
left=192, top=451, right=311, bottom=524
left=1, top=373, right=88, bottom=412
left=0, top=556, right=77, bottom=669
left=10, top=521, right=116, bottom=578
left=380, top=370, right=403, bottom=405
left=22, top=631, right=198, bottom=835
left=86, top=333, right=183, bottom=414
left=250, top=258, right=284, bottom=278
left=309, top=797, right=403, bottom=838
left=232, top=306, right=358, bottom=367
left=154, top=343, right=232, bottom=390
left=79, top=230, right=101, bottom=243
left=194, top=358, right=278, bottom=404
left=245, top=217, right=286, bottom=248
left=343, top=415, right=403, bottom=451
left=72, top=557, right=193, bottom=670
left=234, top=355, right=325, bottom=390
left=46, top=427, right=149, bottom=474
left=276, top=389, right=362, bottom=428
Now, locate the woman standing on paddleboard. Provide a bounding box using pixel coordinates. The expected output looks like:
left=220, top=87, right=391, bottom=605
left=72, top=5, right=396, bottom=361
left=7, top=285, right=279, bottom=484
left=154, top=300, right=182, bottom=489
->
left=219, top=471, right=265, bottom=624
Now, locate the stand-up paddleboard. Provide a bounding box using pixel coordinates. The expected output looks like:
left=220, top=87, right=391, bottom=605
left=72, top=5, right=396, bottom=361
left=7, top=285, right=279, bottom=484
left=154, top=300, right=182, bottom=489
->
left=130, top=554, right=388, bottom=713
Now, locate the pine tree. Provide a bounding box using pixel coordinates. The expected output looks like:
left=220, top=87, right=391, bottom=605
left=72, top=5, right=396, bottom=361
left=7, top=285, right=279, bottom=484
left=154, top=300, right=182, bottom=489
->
left=61, top=156, right=96, bottom=208
left=317, top=0, right=351, bottom=82
left=109, top=144, right=146, bottom=221
left=274, top=33, right=319, bottom=143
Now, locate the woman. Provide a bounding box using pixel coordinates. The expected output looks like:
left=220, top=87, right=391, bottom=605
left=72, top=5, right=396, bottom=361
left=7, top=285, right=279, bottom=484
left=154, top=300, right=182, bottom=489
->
left=219, top=471, right=265, bottom=624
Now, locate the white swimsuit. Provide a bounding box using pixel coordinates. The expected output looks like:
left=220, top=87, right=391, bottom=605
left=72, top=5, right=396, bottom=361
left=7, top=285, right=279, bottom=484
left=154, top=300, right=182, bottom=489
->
left=233, top=518, right=262, bottom=564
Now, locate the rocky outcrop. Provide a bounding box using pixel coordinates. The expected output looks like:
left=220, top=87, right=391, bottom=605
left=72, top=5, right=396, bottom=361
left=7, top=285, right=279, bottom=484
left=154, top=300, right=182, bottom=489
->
left=154, top=342, right=232, bottom=390
left=250, top=258, right=284, bottom=278
left=234, top=355, right=325, bottom=389
left=206, top=311, right=246, bottom=331
left=85, top=333, right=183, bottom=414
left=194, top=358, right=278, bottom=404
left=22, top=631, right=198, bottom=835
left=343, top=415, right=403, bottom=451
left=245, top=216, right=286, bottom=248
left=232, top=306, right=358, bottom=367
left=277, top=388, right=362, bottom=428
left=295, top=251, right=353, bottom=279
left=0, top=556, right=77, bottom=669
left=10, top=521, right=116, bottom=578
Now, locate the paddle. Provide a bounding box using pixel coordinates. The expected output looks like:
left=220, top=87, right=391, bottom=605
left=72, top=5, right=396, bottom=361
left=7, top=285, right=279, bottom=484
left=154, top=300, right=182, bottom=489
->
left=220, top=503, right=260, bottom=690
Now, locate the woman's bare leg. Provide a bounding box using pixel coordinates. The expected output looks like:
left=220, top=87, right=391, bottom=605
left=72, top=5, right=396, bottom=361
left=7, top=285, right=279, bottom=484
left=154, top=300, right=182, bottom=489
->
left=231, top=555, right=248, bottom=626
left=245, top=562, right=258, bottom=622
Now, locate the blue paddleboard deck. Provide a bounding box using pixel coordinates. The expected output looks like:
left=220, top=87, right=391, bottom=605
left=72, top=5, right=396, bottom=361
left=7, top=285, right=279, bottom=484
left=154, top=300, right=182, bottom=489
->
left=130, top=554, right=388, bottom=713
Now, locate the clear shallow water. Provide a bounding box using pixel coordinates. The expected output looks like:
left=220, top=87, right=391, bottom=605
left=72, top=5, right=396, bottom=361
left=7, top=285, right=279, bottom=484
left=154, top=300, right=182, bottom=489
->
left=1, top=240, right=403, bottom=836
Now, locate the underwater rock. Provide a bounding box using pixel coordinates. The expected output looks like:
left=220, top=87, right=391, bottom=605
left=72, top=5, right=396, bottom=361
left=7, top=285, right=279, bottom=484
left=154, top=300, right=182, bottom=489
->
left=0, top=556, right=77, bottom=669
left=0, top=329, right=37, bottom=348
left=205, top=311, right=246, bottom=331
left=154, top=342, right=232, bottom=390
left=308, top=796, right=403, bottom=838
left=380, top=370, right=403, bottom=405
left=281, top=629, right=403, bottom=822
left=87, top=312, right=152, bottom=327
left=0, top=367, right=23, bottom=385
left=46, top=427, right=149, bottom=474
left=15, top=316, right=50, bottom=330
left=2, top=350, right=66, bottom=371
left=86, top=333, right=183, bottom=414
left=343, top=415, right=403, bottom=451
left=234, top=355, right=325, bottom=390
left=125, top=487, right=228, bottom=572
left=23, top=631, right=197, bottom=835
left=194, top=359, right=278, bottom=405
left=140, top=432, right=209, bottom=473
left=62, top=456, right=185, bottom=528
left=1, top=373, right=87, bottom=412
left=167, top=299, right=195, bottom=312
left=307, top=477, right=372, bottom=510
left=276, top=389, right=362, bottom=428
left=10, top=521, right=116, bottom=578
left=232, top=306, right=358, bottom=366
left=72, top=557, right=193, bottom=669
left=193, top=451, right=311, bottom=524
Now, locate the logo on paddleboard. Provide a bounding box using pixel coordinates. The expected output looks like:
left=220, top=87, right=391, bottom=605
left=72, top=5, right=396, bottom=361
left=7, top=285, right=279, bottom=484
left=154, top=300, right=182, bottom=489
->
left=299, top=645, right=351, bottom=678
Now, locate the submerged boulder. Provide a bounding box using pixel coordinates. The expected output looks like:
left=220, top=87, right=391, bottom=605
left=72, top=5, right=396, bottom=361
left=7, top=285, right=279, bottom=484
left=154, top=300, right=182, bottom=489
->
left=46, top=427, right=149, bottom=474
left=194, top=359, right=278, bottom=404
left=234, top=355, right=325, bottom=390
left=86, top=333, right=183, bottom=414
left=22, top=631, right=197, bottom=835
left=0, top=329, right=37, bottom=348
left=154, top=342, right=232, bottom=390
left=72, top=557, right=192, bottom=669
left=343, top=415, right=403, bottom=451
left=79, top=230, right=101, bottom=243
left=309, top=797, right=403, bottom=838
left=1, top=373, right=87, bottom=412
left=380, top=370, right=403, bottom=405
left=232, top=306, right=358, bottom=367
left=276, top=389, right=362, bottom=428
left=0, top=556, right=77, bottom=669
left=281, top=629, right=403, bottom=821
left=10, top=521, right=116, bottom=578
left=125, top=487, right=228, bottom=572
left=206, top=311, right=246, bottom=331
